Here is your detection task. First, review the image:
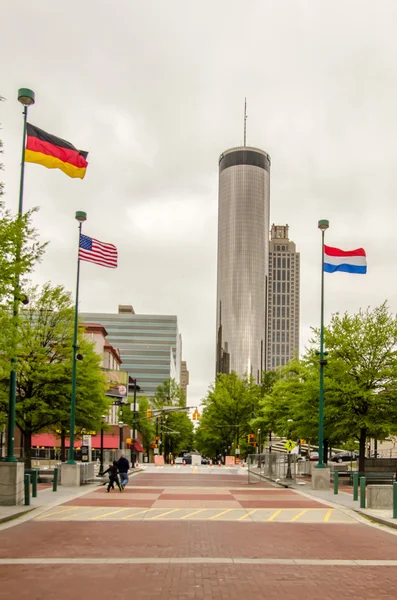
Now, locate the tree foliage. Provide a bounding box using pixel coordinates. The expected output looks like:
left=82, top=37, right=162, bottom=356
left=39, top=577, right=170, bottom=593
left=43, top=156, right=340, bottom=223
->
left=195, top=372, right=262, bottom=459
left=0, top=283, right=110, bottom=466
left=253, top=303, right=397, bottom=471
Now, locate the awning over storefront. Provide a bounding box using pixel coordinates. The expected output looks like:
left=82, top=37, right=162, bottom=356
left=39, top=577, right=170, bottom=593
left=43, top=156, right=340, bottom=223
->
left=32, top=433, right=121, bottom=449
left=131, top=441, right=144, bottom=453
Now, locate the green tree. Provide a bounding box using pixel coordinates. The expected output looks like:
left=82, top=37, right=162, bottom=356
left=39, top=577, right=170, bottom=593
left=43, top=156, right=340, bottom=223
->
left=320, top=303, right=397, bottom=471
left=0, top=283, right=109, bottom=467
left=121, top=395, right=156, bottom=456
left=195, top=372, right=261, bottom=459
left=153, top=378, right=186, bottom=408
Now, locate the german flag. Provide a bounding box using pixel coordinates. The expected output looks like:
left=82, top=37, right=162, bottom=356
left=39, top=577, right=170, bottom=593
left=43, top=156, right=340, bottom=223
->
left=25, top=123, right=88, bottom=179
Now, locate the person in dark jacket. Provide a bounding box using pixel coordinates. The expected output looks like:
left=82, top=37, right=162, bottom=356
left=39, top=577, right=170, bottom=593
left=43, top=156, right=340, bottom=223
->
left=117, top=454, right=130, bottom=489
left=102, top=461, right=123, bottom=492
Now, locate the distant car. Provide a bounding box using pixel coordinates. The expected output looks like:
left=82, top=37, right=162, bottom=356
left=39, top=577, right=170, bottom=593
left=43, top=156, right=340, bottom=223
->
left=175, top=457, right=183, bottom=464
left=331, top=451, right=358, bottom=463
left=308, top=452, right=319, bottom=461
left=201, top=457, right=209, bottom=465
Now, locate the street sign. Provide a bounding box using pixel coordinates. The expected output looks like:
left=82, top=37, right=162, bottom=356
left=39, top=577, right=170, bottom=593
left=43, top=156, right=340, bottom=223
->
left=284, top=440, right=296, bottom=452
left=235, top=448, right=240, bottom=455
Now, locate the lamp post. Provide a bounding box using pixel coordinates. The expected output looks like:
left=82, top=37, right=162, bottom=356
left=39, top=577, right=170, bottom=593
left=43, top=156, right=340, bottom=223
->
left=286, top=419, right=293, bottom=479
left=257, top=429, right=261, bottom=454
left=99, top=415, right=106, bottom=475
left=131, top=378, right=137, bottom=467
left=317, top=219, right=329, bottom=469
left=67, top=211, right=87, bottom=464
left=118, top=421, right=124, bottom=450
left=5, top=88, right=35, bottom=463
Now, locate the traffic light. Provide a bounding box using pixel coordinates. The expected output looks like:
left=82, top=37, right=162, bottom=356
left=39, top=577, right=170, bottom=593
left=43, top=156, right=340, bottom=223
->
left=192, top=408, right=201, bottom=421
left=247, top=433, right=255, bottom=444
left=146, top=409, right=152, bottom=419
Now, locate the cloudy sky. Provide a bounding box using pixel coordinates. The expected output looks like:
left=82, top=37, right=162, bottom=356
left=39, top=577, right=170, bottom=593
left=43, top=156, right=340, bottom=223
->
left=2, top=1, right=397, bottom=405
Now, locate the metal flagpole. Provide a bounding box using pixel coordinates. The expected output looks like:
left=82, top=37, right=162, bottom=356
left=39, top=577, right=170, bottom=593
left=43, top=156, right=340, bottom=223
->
left=5, top=89, right=35, bottom=462
left=317, top=219, right=329, bottom=469
left=67, top=211, right=87, bottom=464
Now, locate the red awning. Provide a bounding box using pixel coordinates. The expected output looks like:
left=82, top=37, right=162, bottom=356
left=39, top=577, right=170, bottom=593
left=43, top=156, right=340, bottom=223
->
left=132, top=440, right=144, bottom=453
left=32, top=433, right=121, bottom=449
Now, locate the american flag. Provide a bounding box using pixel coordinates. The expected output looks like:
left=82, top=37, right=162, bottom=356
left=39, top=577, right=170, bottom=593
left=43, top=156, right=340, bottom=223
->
left=79, top=234, right=118, bottom=269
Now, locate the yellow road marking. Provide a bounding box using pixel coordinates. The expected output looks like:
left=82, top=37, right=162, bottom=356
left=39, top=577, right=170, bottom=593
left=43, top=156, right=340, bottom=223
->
left=193, top=466, right=198, bottom=474
left=210, top=508, right=233, bottom=520
left=36, top=506, right=80, bottom=520
left=291, top=509, right=308, bottom=522
left=121, top=508, right=153, bottom=520
left=324, top=509, right=333, bottom=522
left=239, top=509, right=257, bottom=521
left=180, top=509, right=206, bottom=520
left=91, top=508, right=130, bottom=520
left=268, top=509, right=282, bottom=521
left=151, top=508, right=180, bottom=520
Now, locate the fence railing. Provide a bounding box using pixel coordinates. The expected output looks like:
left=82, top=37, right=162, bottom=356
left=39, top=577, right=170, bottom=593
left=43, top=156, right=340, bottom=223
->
left=247, top=452, right=299, bottom=484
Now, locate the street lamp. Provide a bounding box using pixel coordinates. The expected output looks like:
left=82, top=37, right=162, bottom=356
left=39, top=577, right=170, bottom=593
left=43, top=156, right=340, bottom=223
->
left=67, top=210, right=87, bottom=465
left=5, top=88, right=35, bottom=463
left=99, top=415, right=106, bottom=475
left=118, top=421, right=124, bottom=451
left=317, top=219, right=329, bottom=469
left=257, top=429, right=261, bottom=455
left=286, top=419, right=293, bottom=479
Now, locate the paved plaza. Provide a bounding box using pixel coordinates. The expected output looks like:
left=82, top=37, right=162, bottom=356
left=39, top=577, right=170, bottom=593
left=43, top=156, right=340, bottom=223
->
left=1, top=466, right=397, bottom=598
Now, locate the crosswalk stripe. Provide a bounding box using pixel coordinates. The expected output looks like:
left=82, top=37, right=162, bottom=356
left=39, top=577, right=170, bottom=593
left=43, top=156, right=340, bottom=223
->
left=239, top=509, right=257, bottom=521
left=324, top=509, right=333, bottom=522
left=121, top=508, right=153, bottom=520
left=180, top=509, right=206, bottom=520
left=210, top=508, right=233, bottom=520
left=91, top=508, right=130, bottom=520
left=267, top=509, right=282, bottom=521
left=291, top=509, right=308, bottom=522
left=151, top=509, right=180, bottom=520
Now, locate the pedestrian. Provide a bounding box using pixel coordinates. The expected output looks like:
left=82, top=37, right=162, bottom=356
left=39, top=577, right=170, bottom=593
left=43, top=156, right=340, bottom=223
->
left=117, top=453, right=130, bottom=489
left=102, top=461, right=123, bottom=492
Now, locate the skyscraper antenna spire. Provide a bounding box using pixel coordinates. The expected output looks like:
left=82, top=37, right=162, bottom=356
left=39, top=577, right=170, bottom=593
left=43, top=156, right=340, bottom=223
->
left=244, top=98, right=247, bottom=146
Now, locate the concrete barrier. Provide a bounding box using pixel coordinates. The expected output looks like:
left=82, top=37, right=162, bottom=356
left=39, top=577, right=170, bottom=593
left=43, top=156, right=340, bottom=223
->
left=367, top=484, right=393, bottom=509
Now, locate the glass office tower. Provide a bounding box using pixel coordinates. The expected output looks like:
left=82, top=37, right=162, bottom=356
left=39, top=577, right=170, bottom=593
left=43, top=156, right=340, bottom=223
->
left=216, top=146, right=270, bottom=380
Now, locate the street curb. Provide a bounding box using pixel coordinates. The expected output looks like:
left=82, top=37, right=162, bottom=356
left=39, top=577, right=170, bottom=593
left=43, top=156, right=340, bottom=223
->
left=355, top=510, right=397, bottom=531
left=0, top=509, right=35, bottom=525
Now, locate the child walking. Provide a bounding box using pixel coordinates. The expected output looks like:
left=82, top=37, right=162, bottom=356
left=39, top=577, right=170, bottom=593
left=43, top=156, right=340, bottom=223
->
left=102, top=461, right=123, bottom=492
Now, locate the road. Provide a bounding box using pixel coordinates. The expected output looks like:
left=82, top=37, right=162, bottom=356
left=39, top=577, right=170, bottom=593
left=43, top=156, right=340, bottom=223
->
left=1, top=465, right=397, bottom=598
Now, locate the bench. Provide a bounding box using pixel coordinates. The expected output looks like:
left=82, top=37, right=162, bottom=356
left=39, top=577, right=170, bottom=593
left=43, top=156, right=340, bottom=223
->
left=350, top=471, right=396, bottom=485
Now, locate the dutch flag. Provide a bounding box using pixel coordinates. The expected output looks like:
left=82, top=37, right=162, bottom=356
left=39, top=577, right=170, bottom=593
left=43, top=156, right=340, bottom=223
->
left=324, top=245, right=367, bottom=275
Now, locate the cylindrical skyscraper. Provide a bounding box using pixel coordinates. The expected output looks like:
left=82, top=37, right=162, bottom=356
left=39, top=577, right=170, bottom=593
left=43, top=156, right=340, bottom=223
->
left=216, top=146, right=270, bottom=380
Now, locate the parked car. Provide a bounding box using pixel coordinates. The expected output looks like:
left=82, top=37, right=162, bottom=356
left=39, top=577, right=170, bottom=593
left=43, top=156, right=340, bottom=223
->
left=175, top=457, right=184, bottom=464
left=331, top=451, right=358, bottom=463
left=308, top=452, right=319, bottom=461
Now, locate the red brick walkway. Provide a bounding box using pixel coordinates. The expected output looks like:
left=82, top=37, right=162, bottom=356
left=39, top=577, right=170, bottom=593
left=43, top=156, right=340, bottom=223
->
left=1, top=470, right=397, bottom=599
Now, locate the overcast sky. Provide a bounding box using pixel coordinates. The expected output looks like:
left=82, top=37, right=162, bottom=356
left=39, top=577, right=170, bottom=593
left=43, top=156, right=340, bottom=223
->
left=2, top=1, right=397, bottom=406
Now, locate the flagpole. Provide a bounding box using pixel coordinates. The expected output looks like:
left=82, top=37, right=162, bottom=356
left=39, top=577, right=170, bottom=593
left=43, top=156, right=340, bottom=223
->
left=317, top=219, right=329, bottom=469
left=5, top=89, right=35, bottom=462
left=67, top=211, right=87, bottom=464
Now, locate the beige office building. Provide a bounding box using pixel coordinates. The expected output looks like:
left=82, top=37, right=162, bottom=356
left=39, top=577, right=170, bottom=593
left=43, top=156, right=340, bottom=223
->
left=267, top=224, right=300, bottom=369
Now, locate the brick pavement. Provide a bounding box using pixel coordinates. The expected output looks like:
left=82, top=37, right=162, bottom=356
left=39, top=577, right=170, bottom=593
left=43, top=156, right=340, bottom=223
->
left=1, top=469, right=397, bottom=599
left=1, top=565, right=397, bottom=600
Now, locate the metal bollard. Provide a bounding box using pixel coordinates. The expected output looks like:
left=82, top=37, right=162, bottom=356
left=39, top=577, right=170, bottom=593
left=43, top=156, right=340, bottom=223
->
left=24, top=474, right=31, bottom=506
left=333, top=471, right=339, bottom=495
left=360, top=476, right=366, bottom=509
left=53, top=467, right=58, bottom=492
left=31, top=470, right=38, bottom=498
left=353, top=472, right=359, bottom=501
left=393, top=482, right=397, bottom=519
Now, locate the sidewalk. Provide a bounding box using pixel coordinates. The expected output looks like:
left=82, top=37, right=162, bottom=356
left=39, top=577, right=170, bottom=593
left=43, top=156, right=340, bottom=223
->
left=298, top=482, right=397, bottom=531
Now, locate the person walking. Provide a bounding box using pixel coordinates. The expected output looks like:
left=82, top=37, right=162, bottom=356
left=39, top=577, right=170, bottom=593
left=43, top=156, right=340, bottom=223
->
left=102, top=461, right=123, bottom=492
left=117, top=453, right=130, bottom=489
